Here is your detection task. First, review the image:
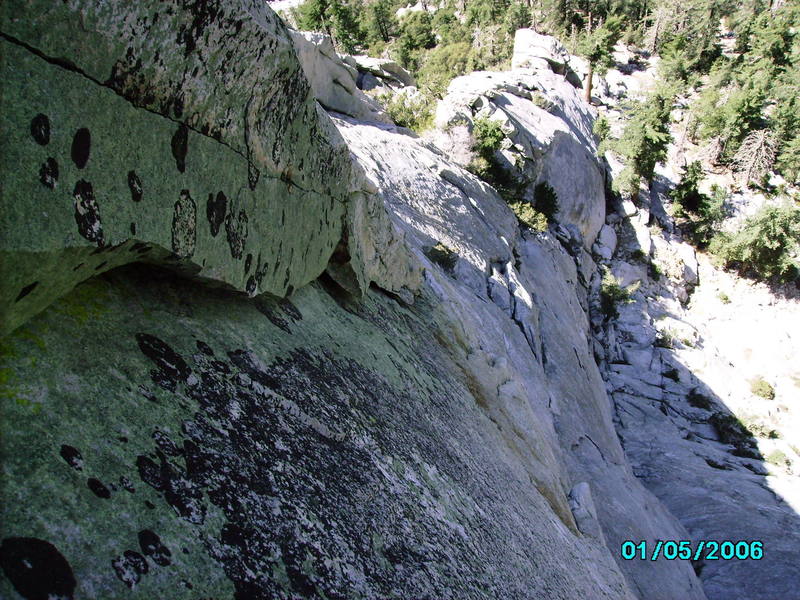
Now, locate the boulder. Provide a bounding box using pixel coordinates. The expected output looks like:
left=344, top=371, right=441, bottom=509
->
left=342, top=55, right=416, bottom=88
left=289, top=31, right=392, bottom=123
left=512, top=29, right=583, bottom=87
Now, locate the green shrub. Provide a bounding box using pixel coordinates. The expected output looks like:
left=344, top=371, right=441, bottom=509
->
left=508, top=201, right=549, bottom=232
left=709, top=412, right=759, bottom=459
left=670, top=165, right=729, bottom=248
left=717, top=291, right=731, bottom=304
left=709, top=203, right=800, bottom=281
left=655, top=328, right=679, bottom=348
left=750, top=376, right=776, bottom=400
left=533, top=182, right=559, bottom=222
left=472, top=117, right=505, bottom=156
left=378, top=92, right=434, bottom=132
left=671, top=161, right=706, bottom=213
left=468, top=117, right=528, bottom=206
left=738, top=413, right=780, bottom=439
left=593, top=115, right=611, bottom=157
left=417, top=41, right=471, bottom=98
left=687, top=388, right=712, bottom=409
left=766, top=449, right=791, bottom=468
left=531, top=92, right=555, bottom=113
left=599, top=268, right=639, bottom=319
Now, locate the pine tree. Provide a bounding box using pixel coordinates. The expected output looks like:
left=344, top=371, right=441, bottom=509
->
left=577, top=16, right=622, bottom=102
left=613, top=87, right=674, bottom=198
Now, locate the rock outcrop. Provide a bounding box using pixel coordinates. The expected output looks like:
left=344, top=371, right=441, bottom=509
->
left=432, top=67, right=606, bottom=247
left=289, top=31, right=392, bottom=123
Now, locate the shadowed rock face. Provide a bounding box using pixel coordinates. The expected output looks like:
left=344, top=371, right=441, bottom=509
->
left=0, top=0, right=353, bottom=336
left=0, top=266, right=634, bottom=600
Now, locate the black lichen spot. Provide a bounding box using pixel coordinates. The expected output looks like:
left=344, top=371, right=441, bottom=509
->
left=111, top=551, right=148, bottom=589
left=73, top=180, right=104, bottom=246
left=171, top=190, right=197, bottom=259
left=247, top=161, right=260, bottom=190
left=196, top=340, right=214, bottom=356
left=0, top=537, right=76, bottom=600
left=246, top=276, right=257, bottom=296
left=15, top=282, right=38, bottom=303
left=135, top=333, right=191, bottom=383
left=135, top=452, right=206, bottom=524
left=127, top=171, right=143, bottom=202
left=144, top=500, right=156, bottom=510
left=206, top=191, right=227, bottom=237
left=254, top=297, right=303, bottom=333
left=153, top=430, right=181, bottom=457
left=244, top=253, right=252, bottom=274
left=130, top=222, right=136, bottom=236
left=87, top=478, right=111, bottom=499
left=279, top=298, right=303, bottom=322
left=225, top=209, right=248, bottom=259
left=59, top=444, right=83, bottom=471
left=150, top=369, right=177, bottom=392
left=138, top=530, right=172, bottom=566
left=136, top=455, right=163, bottom=491
left=138, top=384, right=157, bottom=403
left=120, top=476, right=135, bottom=493
left=171, top=123, right=188, bottom=173
left=30, top=114, right=50, bottom=146
left=39, top=158, right=58, bottom=189
left=70, top=127, right=91, bottom=169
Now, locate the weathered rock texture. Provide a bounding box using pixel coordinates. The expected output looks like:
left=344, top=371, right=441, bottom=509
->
left=0, top=0, right=354, bottom=336
left=289, top=31, right=391, bottom=123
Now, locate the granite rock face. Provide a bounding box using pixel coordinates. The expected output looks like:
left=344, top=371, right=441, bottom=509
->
left=0, top=0, right=354, bottom=336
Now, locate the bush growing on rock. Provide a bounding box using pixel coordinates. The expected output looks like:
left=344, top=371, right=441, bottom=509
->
left=612, top=87, right=674, bottom=198
left=750, top=376, right=776, bottom=400
left=468, top=117, right=552, bottom=231
left=377, top=91, right=434, bottom=132
left=709, top=412, right=760, bottom=459
left=533, top=182, right=559, bottom=222
left=670, top=164, right=729, bottom=247
left=766, top=449, right=791, bottom=468
left=508, top=200, right=549, bottom=232
left=599, top=267, right=638, bottom=319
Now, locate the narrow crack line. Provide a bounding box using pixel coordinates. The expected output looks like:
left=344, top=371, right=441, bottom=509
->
left=0, top=30, right=250, bottom=159
left=0, top=29, right=316, bottom=195
left=584, top=435, right=609, bottom=463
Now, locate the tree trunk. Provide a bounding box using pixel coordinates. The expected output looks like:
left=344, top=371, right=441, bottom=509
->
left=584, top=61, right=594, bottom=103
